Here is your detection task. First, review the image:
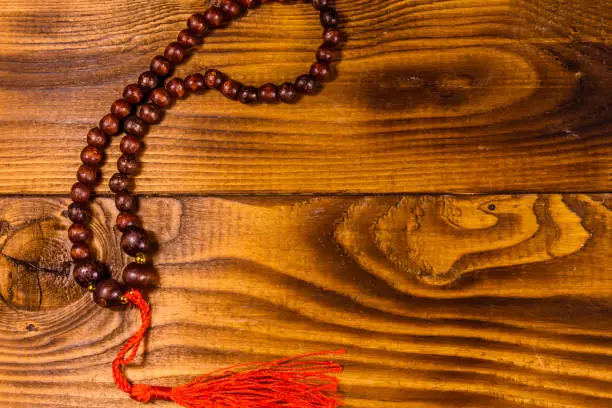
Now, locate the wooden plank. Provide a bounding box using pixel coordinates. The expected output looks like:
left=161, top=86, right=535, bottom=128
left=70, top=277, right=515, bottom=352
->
left=0, top=194, right=611, bottom=407
left=0, top=0, right=610, bottom=194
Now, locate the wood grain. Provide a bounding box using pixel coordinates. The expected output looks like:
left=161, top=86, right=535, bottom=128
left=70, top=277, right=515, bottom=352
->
left=0, top=0, right=610, bottom=194
left=1, top=194, right=611, bottom=407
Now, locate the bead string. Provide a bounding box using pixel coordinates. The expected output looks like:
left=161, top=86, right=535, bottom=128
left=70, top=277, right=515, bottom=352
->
left=68, top=0, right=341, bottom=308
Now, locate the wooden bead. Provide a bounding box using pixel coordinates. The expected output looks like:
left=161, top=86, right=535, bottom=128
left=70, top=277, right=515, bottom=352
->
left=320, top=6, right=339, bottom=28
left=122, top=262, right=158, bottom=289
left=93, top=278, right=125, bottom=308
left=185, top=73, right=206, bottom=92
left=178, top=29, right=199, bottom=48
left=68, top=223, right=91, bottom=243
left=312, top=0, right=328, bottom=9
left=236, top=0, right=260, bottom=8
left=316, top=45, right=334, bottom=62
left=110, top=99, right=132, bottom=119
left=71, top=243, right=91, bottom=260
left=221, top=0, right=242, bottom=19
left=278, top=82, right=298, bottom=103
left=109, top=173, right=131, bottom=193
left=123, top=116, right=148, bottom=137
left=164, top=42, right=185, bottom=63
left=204, top=69, right=224, bottom=89
left=187, top=13, right=207, bottom=35
left=71, top=182, right=91, bottom=203
left=123, top=84, right=145, bottom=104
left=115, top=192, right=138, bottom=212
left=322, top=28, right=341, bottom=47
left=120, top=135, right=141, bottom=155
left=99, top=113, right=120, bottom=136
left=116, top=212, right=140, bottom=232
left=150, top=55, right=173, bottom=77
left=117, top=154, right=138, bottom=175
left=67, top=202, right=91, bottom=224
left=77, top=164, right=99, bottom=185
left=295, top=74, right=318, bottom=95
left=166, top=78, right=186, bottom=98
left=73, top=260, right=108, bottom=288
left=221, top=79, right=242, bottom=100
left=150, top=87, right=172, bottom=108
left=258, top=83, right=278, bottom=103
left=121, top=226, right=151, bottom=256
left=204, top=7, right=224, bottom=27
left=138, top=103, right=162, bottom=124
left=87, top=128, right=108, bottom=148
left=138, top=71, right=159, bottom=91
left=80, top=146, right=103, bottom=166
left=310, top=61, right=331, bottom=81
left=238, top=86, right=258, bottom=104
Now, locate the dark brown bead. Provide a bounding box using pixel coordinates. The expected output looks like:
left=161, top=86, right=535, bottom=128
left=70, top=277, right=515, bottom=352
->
left=164, top=42, right=185, bottom=63
left=312, top=0, right=328, bottom=9
left=220, top=79, right=242, bottom=100
left=122, top=262, right=159, bottom=289
left=77, top=164, right=99, bottom=185
left=310, top=61, right=331, bottom=81
left=204, top=69, right=224, bottom=89
left=67, top=202, right=91, bottom=224
left=73, top=260, right=108, bottom=288
left=278, top=82, right=298, bottom=103
left=117, top=154, right=138, bottom=175
left=109, top=172, right=131, bottom=193
left=138, top=71, right=159, bottom=92
left=123, top=116, right=148, bottom=137
left=295, top=74, right=318, bottom=95
left=68, top=223, right=91, bottom=243
left=150, top=88, right=172, bottom=108
left=116, top=212, right=140, bottom=232
left=71, top=243, right=91, bottom=260
left=257, top=83, right=278, bottom=103
left=221, top=0, right=242, bottom=19
left=166, top=78, right=187, bottom=98
left=177, top=29, right=199, bottom=48
left=316, top=45, right=334, bottom=62
left=185, top=73, right=206, bottom=92
left=150, top=55, right=173, bottom=77
left=115, top=192, right=138, bottom=212
left=236, top=0, right=260, bottom=8
left=123, top=84, right=145, bottom=104
left=322, top=28, right=341, bottom=47
left=138, top=103, right=162, bottom=124
left=80, top=146, right=103, bottom=166
left=110, top=99, right=132, bottom=119
left=93, top=278, right=124, bottom=308
left=87, top=128, right=108, bottom=148
left=320, top=6, right=339, bottom=28
left=204, top=7, right=224, bottom=27
left=187, top=13, right=207, bottom=35
left=238, top=86, right=258, bottom=104
left=121, top=226, right=151, bottom=256
left=71, top=182, right=91, bottom=203
left=99, top=113, right=120, bottom=136
left=120, top=135, right=141, bottom=155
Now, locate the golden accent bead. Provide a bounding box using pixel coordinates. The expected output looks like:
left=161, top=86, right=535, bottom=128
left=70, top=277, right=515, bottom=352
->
left=134, top=253, right=147, bottom=264
left=120, top=295, right=129, bottom=305
left=87, top=283, right=96, bottom=292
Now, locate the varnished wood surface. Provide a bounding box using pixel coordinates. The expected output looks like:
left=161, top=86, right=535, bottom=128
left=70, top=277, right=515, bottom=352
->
left=1, top=194, right=611, bottom=407
left=0, top=0, right=610, bottom=194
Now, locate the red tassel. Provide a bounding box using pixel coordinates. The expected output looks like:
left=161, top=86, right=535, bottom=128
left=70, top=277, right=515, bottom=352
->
left=112, top=289, right=346, bottom=407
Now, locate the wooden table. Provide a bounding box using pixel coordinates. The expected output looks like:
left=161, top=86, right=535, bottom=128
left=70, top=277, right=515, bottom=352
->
left=0, top=0, right=610, bottom=406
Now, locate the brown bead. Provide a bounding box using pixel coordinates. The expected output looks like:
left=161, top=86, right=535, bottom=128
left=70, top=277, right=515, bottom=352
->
left=204, top=69, right=224, bottom=89
left=221, top=0, right=242, bottom=19
left=71, top=182, right=91, bottom=203
left=150, top=55, right=173, bottom=77
left=109, top=172, right=131, bottom=193
left=115, top=193, right=138, bottom=212
left=150, top=88, right=172, bottom=108
left=320, top=6, right=339, bottom=28
left=121, top=226, right=151, bottom=256
left=236, top=0, right=260, bottom=8
left=123, top=84, right=145, bottom=104
left=310, top=61, right=331, bottom=81
left=178, top=29, right=199, bottom=48
left=124, top=116, right=148, bottom=137
left=278, top=82, right=298, bottom=103
left=120, top=135, right=142, bottom=155
left=312, top=0, right=329, bottom=9
left=258, top=83, right=278, bottom=103
left=164, top=42, right=185, bottom=63
left=110, top=99, right=132, bottom=119
left=295, top=74, right=318, bottom=95
left=80, top=146, right=103, bottom=166
left=322, top=28, right=341, bottom=47
left=99, top=113, right=120, bottom=136
left=77, top=164, right=99, bottom=185
left=238, top=86, right=258, bottom=104
left=68, top=223, right=91, bottom=243
left=122, top=262, right=159, bottom=289
left=220, top=79, right=242, bottom=100
left=117, top=154, right=138, bottom=175
left=316, top=46, right=334, bottom=63
left=166, top=78, right=187, bottom=98
left=185, top=73, right=206, bottom=92
left=73, top=260, right=108, bottom=288
left=204, top=7, right=224, bottom=27
left=138, top=71, right=159, bottom=92
left=187, top=13, right=207, bottom=35
left=67, top=202, right=91, bottom=224
left=93, top=278, right=125, bottom=308
left=138, top=103, right=162, bottom=124
left=87, top=128, right=108, bottom=148
left=116, top=212, right=140, bottom=232
left=71, top=243, right=91, bottom=260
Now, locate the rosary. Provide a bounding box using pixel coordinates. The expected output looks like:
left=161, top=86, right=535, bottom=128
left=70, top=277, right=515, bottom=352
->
left=66, top=1, right=344, bottom=406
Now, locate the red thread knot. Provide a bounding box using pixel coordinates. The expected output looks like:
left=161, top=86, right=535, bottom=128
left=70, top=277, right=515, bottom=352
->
left=130, top=384, right=173, bottom=403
